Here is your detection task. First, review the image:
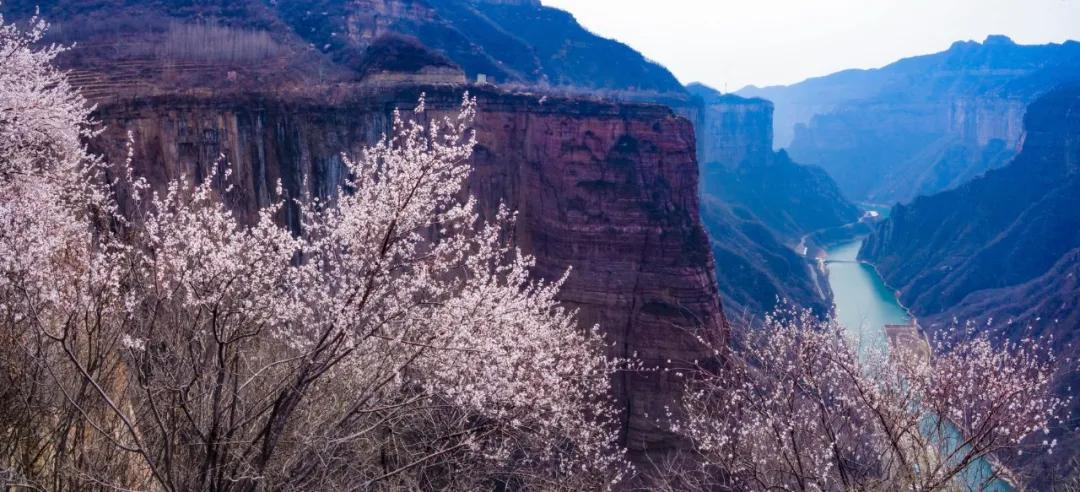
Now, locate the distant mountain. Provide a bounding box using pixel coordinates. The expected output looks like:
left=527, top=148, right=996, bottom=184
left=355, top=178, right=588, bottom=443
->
left=739, top=35, right=1080, bottom=204
left=861, top=85, right=1080, bottom=482
left=688, top=83, right=861, bottom=318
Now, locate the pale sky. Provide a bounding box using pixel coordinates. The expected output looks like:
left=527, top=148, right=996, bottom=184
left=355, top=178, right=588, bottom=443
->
left=541, top=0, right=1080, bottom=90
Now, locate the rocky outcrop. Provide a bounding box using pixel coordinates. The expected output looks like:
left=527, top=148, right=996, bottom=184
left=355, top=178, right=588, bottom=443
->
left=739, top=36, right=1080, bottom=204
left=861, top=85, right=1080, bottom=482
left=87, top=86, right=727, bottom=459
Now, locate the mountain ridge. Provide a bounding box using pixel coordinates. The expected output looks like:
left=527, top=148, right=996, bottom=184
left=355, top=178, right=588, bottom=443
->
left=738, top=35, right=1080, bottom=204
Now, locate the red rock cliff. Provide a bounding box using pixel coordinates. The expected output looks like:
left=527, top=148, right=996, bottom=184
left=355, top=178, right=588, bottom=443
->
left=89, top=87, right=728, bottom=458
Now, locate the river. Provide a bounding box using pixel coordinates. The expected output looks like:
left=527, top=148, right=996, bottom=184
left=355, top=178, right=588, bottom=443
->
left=824, top=238, right=910, bottom=355
left=824, top=237, right=1012, bottom=491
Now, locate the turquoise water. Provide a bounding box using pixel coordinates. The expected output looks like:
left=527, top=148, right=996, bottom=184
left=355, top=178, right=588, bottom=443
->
left=824, top=237, right=1012, bottom=491
left=824, top=238, right=910, bottom=354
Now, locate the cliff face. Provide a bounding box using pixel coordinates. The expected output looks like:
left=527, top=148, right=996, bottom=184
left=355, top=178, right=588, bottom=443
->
left=88, top=87, right=726, bottom=458
left=861, top=86, right=1080, bottom=481
left=687, top=84, right=773, bottom=169
left=687, top=83, right=859, bottom=317
left=739, top=36, right=1080, bottom=204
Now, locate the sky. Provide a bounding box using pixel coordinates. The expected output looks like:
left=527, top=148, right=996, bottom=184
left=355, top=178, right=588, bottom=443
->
left=541, top=0, right=1080, bottom=91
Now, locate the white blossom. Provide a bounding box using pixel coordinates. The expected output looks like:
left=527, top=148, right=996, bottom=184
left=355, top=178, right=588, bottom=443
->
left=667, top=308, right=1066, bottom=491
left=0, top=14, right=627, bottom=488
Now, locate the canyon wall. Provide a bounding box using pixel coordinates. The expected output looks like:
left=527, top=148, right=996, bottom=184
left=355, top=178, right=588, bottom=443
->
left=88, top=87, right=727, bottom=458
left=861, top=86, right=1080, bottom=314
left=687, top=84, right=773, bottom=169
left=787, top=97, right=1024, bottom=204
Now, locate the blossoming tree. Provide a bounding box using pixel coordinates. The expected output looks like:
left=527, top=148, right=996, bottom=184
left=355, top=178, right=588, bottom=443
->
left=0, top=14, right=625, bottom=490
left=660, top=309, right=1067, bottom=491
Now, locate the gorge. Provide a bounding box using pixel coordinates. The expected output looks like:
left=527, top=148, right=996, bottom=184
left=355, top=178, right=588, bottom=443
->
left=740, top=32, right=1080, bottom=484
left=2, top=0, right=1076, bottom=487
left=687, top=82, right=859, bottom=321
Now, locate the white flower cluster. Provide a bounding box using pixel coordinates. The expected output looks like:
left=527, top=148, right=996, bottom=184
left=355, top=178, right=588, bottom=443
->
left=676, top=308, right=1066, bottom=491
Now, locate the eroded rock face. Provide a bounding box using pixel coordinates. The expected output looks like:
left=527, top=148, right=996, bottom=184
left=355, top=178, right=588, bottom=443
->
left=89, top=88, right=727, bottom=458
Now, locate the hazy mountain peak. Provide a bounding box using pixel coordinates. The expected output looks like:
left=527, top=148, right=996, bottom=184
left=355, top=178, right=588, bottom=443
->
left=983, top=34, right=1016, bottom=45
left=947, top=34, right=1015, bottom=50
left=738, top=34, right=1080, bottom=202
